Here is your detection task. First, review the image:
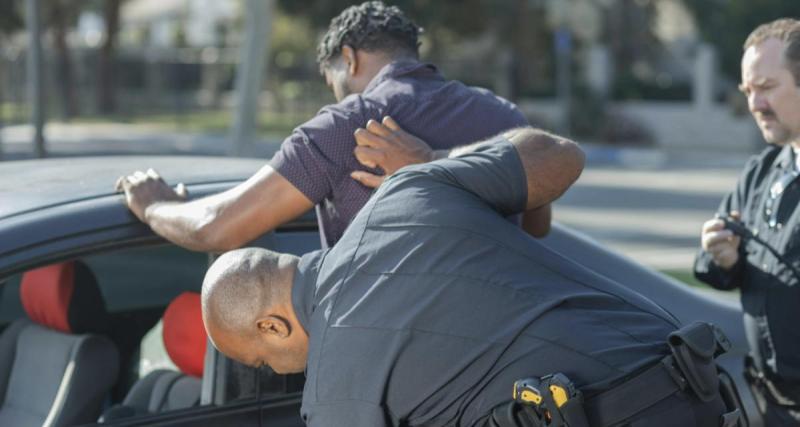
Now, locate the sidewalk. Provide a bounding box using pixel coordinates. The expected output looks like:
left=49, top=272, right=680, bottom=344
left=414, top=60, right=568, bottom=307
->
left=1, top=122, right=282, bottom=160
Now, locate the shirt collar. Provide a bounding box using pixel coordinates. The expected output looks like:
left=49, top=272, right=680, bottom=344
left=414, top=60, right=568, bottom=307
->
left=291, top=249, right=328, bottom=334
left=776, top=144, right=796, bottom=170
left=362, top=59, right=440, bottom=94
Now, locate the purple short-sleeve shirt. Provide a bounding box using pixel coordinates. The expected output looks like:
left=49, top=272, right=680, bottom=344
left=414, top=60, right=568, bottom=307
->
left=270, top=60, right=527, bottom=247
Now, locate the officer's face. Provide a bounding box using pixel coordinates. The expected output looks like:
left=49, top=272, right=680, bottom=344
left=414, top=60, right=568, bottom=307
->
left=207, top=320, right=309, bottom=374
left=741, top=38, right=800, bottom=146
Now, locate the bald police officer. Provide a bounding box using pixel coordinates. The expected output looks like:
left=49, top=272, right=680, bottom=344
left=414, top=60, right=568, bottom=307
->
left=203, top=127, right=735, bottom=426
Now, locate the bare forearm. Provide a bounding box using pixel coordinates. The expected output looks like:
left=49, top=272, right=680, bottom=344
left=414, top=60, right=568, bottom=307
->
left=522, top=204, right=552, bottom=237
left=507, top=128, right=584, bottom=210
left=134, top=166, right=313, bottom=253
left=144, top=198, right=226, bottom=251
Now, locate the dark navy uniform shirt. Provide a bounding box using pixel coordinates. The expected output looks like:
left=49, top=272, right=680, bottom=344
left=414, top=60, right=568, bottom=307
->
left=695, top=144, right=800, bottom=388
left=270, top=60, right=527, bottom=248
left=291, top=139, right=678, bottom=426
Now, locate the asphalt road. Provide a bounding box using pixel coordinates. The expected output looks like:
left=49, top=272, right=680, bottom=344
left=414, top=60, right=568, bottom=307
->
left=555, top=164, right=743, bottom=271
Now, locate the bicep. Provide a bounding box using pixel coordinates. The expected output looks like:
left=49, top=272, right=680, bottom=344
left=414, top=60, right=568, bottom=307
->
left=270, top=108, right=362, bottom=205
left=203, top=165, right=313, bottom=249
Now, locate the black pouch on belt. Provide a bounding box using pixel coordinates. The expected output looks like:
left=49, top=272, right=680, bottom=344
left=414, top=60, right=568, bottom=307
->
left=667, top=321, right=731, bottom=402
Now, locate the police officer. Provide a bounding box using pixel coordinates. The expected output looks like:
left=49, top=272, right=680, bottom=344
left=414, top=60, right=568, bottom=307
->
left=203, top=127, right=734, bottom=426
left=695, top=18, right=800, bottom=426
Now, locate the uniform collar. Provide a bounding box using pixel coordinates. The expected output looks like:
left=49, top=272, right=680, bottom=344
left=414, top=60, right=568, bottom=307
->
left=291, top=249, right=328, bottom=334
left=363, top=60, right=440, bottom=94
left=775, top=144, right=795, bottom=170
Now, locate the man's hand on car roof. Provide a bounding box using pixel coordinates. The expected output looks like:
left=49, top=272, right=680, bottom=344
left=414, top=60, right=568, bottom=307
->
left=115, top=169, right=188, bottom=223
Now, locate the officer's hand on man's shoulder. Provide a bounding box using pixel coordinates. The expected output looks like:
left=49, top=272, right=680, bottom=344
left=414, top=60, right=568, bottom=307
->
left=351, top=116, right=436, bottom=188
left=115, top=168, right=188, bottom=223
left=700, top=212, right=741, bottom=270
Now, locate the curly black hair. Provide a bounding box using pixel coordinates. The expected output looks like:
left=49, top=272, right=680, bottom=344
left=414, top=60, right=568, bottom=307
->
left=316, top=1, right=423, bottom=73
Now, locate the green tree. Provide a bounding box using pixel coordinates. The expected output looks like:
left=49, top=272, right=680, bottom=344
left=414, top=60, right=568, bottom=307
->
left=276, top=0, right=551, bottom=100
left=0, top=0, right=24, bottom=36
left=685, top=0, right=800, bottom=81
left=49, top=0, right=81, bottom=120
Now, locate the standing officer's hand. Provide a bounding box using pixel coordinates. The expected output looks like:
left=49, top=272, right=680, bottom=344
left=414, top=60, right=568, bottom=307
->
left=351, top=116, right=436, bottom=188
left=701, top=211, right=741, bottom=270
left=115, top=168, right=188, bottom=223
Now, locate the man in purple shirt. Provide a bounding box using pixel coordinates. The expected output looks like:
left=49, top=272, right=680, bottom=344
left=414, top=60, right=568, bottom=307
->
left=116, top=1, right=541, bottom=250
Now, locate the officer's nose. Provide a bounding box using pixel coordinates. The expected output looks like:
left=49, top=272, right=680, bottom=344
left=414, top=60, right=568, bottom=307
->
left=749, top=92, right=769, bottom=114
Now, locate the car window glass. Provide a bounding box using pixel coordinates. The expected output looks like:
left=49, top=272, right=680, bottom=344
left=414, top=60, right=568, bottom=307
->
left=0, top=274, right=24, bottom=327
left=84, top=244, right=208, bottom=312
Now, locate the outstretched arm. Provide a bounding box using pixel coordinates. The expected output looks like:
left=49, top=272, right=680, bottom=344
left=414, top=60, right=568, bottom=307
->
left=502, top=127, right=584, bottom=210
left=349, top=117, right=576, bottom=236
left=116, top=166, right=313, bottom=252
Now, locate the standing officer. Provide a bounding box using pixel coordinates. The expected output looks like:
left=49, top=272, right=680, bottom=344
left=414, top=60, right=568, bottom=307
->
left=695, top=18, right=800, bottom=426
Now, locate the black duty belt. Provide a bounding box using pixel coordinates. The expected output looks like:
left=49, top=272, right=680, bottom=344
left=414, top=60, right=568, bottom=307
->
left=584, top=355, right=687, bottom=426
left=492, top=322, right=743, bottom=427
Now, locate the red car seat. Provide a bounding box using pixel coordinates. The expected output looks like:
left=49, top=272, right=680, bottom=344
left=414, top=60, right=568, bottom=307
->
left=0, top=261, right=119, bottom=427
left=99, top=291, right=207, bottom=421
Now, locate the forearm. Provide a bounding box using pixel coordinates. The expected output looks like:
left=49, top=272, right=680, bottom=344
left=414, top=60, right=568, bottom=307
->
left=522, top=204, right=552, bottom=237
left=139, top=167, right=312, bottom=252
left=144, top=197, right=227, bottom=252
left=507, top=128, right=584, bottom=210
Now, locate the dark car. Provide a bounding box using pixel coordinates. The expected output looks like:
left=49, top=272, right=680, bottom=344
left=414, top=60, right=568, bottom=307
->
left=0, top=156, right=759, bottom=426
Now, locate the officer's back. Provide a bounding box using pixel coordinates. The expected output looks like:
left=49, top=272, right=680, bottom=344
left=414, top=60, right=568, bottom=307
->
left=298, top=139, right=733, bottom=426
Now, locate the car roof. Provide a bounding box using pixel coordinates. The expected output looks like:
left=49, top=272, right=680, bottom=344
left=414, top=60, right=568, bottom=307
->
left=0, top=156, right=264, bottom=220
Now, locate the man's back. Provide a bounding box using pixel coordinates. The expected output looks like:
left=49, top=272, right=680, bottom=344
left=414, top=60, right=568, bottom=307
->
left=292, top=140, right=679, bottom=426
left=271, top=60, right=527, bottom=247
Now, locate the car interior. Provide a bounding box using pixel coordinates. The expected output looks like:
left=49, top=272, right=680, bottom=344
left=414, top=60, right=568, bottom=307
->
left=0, top=261, right=118, bottom=426
left=0, top=233, right=314, bottom=426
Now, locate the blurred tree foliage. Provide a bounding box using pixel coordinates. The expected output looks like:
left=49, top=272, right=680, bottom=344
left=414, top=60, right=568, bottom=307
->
left=0, top=0, right=24, bottom=36
left=685, top=0, right=800, bottom=81
left=277, top=0, right=551, bottom=100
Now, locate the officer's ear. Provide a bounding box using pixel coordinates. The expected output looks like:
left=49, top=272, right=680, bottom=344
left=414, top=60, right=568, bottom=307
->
left=341, top=45, right=358, bottom=75
left=256, top=315, right=291, bottom=339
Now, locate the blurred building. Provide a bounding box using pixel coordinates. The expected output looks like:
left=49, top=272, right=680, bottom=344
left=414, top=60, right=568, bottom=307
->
left=119, top=0, right=239, bottom=48
left=0, top=0, right=759, bottom=154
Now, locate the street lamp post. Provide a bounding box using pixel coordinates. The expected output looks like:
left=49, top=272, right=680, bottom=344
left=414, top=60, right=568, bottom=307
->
left=230, top=0, right=273, bottom=157
left=26, top=0, right=46, bottom=158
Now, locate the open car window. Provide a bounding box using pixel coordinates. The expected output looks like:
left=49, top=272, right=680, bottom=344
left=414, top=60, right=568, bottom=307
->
left=0, top=242, right=294, bottom=426
left=0, top=275, right=24, bottom=327
left=0, top=209, right=319, bottom=426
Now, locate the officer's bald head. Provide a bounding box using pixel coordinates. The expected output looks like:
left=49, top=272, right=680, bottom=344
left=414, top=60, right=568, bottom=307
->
left=202, top=248, right=297, bottom=338
left=201, top=248, right=307, bottom=373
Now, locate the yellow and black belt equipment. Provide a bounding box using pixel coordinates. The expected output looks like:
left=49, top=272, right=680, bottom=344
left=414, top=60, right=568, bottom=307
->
left=490, top=322, right=745, bottom=427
